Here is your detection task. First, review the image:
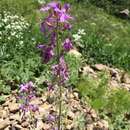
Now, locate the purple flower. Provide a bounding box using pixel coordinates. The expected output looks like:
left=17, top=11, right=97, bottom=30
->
left=18, top=81, right=38, bottom=116
left=46, top=81, right=54, bottom=91
left=52, top=56, right=69, bottom=84
left=47, top=114, right=56, bottom=122
left=20, top=104, right=28, bottom=112
left=19, top=81, right=34, bottom=92
left=64, top=3, right=70, bottom=11
left=52, top=128, right=58, bottom=130
left=40, top=21, right=46, bottom=33
left=28, top=93, right=36, bottom=99
left=20, top=104, right=39, bottom=113
left=59, top=9, right=73, bottom=23
left=40, top=16, right=57, bottom=33
left=27, top=81, right=34, bottom=88
left=37, top=44, right=46, bottom=49
left=55, top=3, right=73, bottom=23
left=63, top=38, right=73, bottom=51
left=38, top=44, right=54, bottom=63
left=40, top=2, right=59, bottom=12
left=20, top=84, right=28, bottom=92
left=50, top=32, right=56, bottom=47
left=42, top=46, right=54, bottom=63
left=59, top=56, right=69, bottom=82
left=40, top=2, right=73, bottom=23
left=29, top=104, right=39, bottom=112
left=63, top=23, right=72, bottom=30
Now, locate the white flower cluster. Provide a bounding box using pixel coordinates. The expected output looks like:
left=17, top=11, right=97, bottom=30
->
left=36, top=0, right=46, bottom=4
left=72, top=29, right=86, bottom=47
left=0, top=11, right=29, bottom=46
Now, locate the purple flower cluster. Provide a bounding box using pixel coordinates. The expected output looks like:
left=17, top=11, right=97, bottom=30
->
left=63, top=38, right=73, bottom=52
left=46, top=81, right=54, bottom=91
left=37, top=44, right=54, bottom=63
left=38, top=1, right=73, bottom=63
left=18, top=81, right=39, bottom=115
left=40, top=2, right=73, bottom=23
left=48, top=114, right=56, bottom=122
left=17, top=1, right=74, bottom=129
left=52, top=56, right=69, bottom=84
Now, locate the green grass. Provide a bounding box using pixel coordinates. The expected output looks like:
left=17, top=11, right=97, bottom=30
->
left=71, top=2, right=130, bottom=71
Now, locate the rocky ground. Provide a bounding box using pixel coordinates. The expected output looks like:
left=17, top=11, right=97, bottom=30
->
left=0, top=86, right=108, bottom=130
left=0, top=63, right=130, bottom=130
left=82, top=64, right=130, bottom=91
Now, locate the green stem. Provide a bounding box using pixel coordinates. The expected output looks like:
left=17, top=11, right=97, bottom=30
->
left=30, top=112, right=35, bottom=130
left=58, top=84, right=62, bottom=130
left=56, top=21, right=62, bottom=130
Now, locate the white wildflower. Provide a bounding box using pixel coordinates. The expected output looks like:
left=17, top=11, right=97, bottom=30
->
left=91, top=23, right=96, bottom=26
left=11, top=32, right=16, bottom=36
left=37, top=0, right=46, bottom=4
left=72, top=34, right=81, bottom=42
left=8, top=37, right=11, bottom=40
left=78, top=29, right=86, bottom=35
left=19, top=41, right=24, bottom=45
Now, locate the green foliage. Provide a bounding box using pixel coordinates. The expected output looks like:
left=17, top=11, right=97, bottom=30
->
left=0, top=96, right=6, bottom=104
left=0, top=80, right=11, bottom=94
left=78, top=32, right=130, bottom=70
left=65, top=52, right=82, bottom=86
left=77, top=72, right=109, bottom=110
left=109, top=114, right=130, bottom=130
left=77, top=74, right=130, bottom=129
left=73, top=112, right=86, bottom=130
left=105, top=89, right=130, bottom=115
left=0, top=55, right=39, bottom=82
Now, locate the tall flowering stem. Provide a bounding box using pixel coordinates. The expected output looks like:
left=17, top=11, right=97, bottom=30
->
left=56, top=21, right=61, bottom=130
left=18, top=81, right=39, bottom=130
left=39, top=1, right=73, bottom=129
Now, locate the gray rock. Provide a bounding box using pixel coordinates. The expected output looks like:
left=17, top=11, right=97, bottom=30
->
left=121, top=73, right=130, bottom=84
left=0, top=119, right=10, bottom=130
left=9, top=103, right=19, bottom=113
left=92, top=64, right=108, bottom=71
left=119, top=9, right=129, bottom=18
left=10, top=113, right=21, bottom=122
